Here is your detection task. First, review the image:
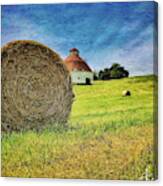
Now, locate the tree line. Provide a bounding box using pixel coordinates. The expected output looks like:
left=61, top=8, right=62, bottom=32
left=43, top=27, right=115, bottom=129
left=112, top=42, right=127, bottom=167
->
left=94, top=63, right=129, bottom=80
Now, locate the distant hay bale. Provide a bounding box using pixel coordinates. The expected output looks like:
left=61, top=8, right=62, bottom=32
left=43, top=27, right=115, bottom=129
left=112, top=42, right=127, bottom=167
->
left=1, top=40, right=74, bottom=132
left=122, top=90, right=131, bottom=96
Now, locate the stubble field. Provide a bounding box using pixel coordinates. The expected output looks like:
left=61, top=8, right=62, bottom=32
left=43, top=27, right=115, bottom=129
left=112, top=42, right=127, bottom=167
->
left=1, top=75, right=157, bottom=180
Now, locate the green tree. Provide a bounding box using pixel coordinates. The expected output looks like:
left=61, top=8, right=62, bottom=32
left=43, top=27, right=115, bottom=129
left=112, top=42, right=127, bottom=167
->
left=98, top=63, right=129, bottom=80
left=93, top=71, right=99, bottom=80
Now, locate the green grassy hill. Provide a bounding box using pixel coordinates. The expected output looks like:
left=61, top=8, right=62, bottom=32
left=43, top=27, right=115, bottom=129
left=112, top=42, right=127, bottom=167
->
left=1, top=75, right=157, bottom=180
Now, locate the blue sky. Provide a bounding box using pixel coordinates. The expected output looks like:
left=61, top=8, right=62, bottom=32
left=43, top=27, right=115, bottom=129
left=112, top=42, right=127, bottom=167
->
left=1, top=2, right=157, bottom=75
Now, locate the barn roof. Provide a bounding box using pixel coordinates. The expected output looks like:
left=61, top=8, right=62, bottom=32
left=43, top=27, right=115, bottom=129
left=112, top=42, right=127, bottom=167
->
left=64, top=49, right=92, bottom=72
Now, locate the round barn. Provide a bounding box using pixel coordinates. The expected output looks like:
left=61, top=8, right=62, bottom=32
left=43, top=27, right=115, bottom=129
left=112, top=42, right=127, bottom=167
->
left=64, top=48, right=93, bottom=85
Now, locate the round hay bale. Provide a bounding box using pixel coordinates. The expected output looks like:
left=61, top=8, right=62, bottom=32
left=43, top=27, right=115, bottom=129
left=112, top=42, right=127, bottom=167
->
left=122, top=90, right=131, bottom=96
left=1, top=40, right=74, bottom=132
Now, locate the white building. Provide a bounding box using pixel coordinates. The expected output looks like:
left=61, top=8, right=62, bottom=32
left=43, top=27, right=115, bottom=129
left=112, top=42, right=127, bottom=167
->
left=64, top=48, right=93, bottom=85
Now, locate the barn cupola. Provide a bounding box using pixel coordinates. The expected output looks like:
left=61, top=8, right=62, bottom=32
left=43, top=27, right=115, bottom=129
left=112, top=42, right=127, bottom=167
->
left=70, top=48, right=79, bottom=56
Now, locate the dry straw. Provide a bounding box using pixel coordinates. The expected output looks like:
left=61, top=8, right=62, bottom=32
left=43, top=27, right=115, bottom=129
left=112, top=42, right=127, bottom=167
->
left=1, top=40, right=74, bottom=132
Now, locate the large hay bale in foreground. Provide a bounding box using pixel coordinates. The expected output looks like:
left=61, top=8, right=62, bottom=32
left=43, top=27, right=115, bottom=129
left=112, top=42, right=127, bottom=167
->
left=1, top=40, right=74, bottom=132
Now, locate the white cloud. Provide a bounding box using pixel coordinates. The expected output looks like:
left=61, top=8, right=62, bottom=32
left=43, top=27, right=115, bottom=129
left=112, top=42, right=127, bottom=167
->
left=89, top=25, right=154, bottom=76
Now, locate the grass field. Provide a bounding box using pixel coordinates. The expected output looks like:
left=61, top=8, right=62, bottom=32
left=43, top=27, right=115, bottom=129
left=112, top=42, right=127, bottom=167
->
left=1, top=75, right=157, bottom=180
